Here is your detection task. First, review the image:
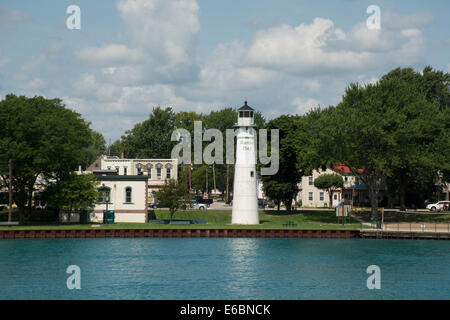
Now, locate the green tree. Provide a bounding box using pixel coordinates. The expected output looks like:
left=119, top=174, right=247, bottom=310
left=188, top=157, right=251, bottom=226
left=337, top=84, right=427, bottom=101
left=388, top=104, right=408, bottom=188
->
left=120, top=106, right=176, bottom=158
left=0, top=95, right=93, bottom=222
left=153, top=179, right=188, bottom=223
left=314, top=73, right=447, bottom=220
left=82, top=131, right=106, bottom=168
left=380, top=67, right=450, bottom=209
left=44, top=173, right=100, bottom=217
left=262, top=115, right=302, bottom=212
left=313, top=174, right=343, bottom=207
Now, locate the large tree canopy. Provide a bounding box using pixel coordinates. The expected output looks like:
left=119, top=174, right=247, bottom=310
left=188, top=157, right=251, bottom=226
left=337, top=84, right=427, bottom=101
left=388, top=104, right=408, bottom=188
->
left=119, top=106, right=177, bottom=159
left=262, top=115, right=302, bottom=212
left=0, top=94, right=94, bottom=221
left=309, top=69, right=449, bottom=220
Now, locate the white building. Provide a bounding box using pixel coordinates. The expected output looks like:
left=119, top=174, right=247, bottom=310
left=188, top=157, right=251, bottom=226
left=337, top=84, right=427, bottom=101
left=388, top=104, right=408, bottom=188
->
left=298, top=167, right=360, bottom=208
left=232, top=101, right=259, bottom=225
left=86, top=174, right=148, bottom=223
left=83, top=155, right=178, bottom=223
left=87, top=155, right=178, bottom=202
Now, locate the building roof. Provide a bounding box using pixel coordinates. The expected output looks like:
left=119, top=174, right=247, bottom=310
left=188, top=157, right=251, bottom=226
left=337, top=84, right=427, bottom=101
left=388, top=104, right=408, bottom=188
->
left=333, top=164, right=365, bottom=175
left=95, top=175, right=149, bottom=181
left=238, top=101, right=254, bottom=111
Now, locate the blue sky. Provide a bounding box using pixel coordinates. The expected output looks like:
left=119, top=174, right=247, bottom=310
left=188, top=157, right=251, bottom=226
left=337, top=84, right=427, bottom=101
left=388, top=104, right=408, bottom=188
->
left=0, top=0, right=449, bottom=141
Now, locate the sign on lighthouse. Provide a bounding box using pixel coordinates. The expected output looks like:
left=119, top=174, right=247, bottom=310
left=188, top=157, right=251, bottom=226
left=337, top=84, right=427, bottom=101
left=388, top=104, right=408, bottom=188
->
left=232, top=101, right=259, bottom=225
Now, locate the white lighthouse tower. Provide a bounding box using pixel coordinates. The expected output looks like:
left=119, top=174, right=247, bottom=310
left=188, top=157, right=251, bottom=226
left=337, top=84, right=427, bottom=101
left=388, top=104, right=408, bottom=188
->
left=232, top=101, right=259, bottom=225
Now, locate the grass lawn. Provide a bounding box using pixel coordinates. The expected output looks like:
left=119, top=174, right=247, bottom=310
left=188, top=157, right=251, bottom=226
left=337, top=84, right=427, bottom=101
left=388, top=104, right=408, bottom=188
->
left=355, top=211, right=450, bottom=223
left=0, top=209, right=362, bottom=230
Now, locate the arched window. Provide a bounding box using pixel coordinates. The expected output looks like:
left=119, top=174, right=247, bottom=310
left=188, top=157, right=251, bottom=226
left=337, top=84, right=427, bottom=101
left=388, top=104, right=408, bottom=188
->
left=125, top=187, right=132, bottom=203
left=165, top=163, right=172, bottom=179
left=146, top=164, right=153, bottom=178
left=156, top=163, right=163, bottom=179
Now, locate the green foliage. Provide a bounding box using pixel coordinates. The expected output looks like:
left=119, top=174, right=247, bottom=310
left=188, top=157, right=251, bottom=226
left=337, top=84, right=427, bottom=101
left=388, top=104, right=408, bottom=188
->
left=120, top=106, right=177, bottom=158
left=153, top=179, right=189, bottom=223
left=0, top=94, right=93, bottom=221
left=262, top=115, right=302, bottom=212
left=314, top=174, right=343, bottom=190
left=304, top=66, right=449, bottom=219
left=314, top=174, right=344, bottom=206
left=82, top=131, right=107, bottom=168
left=44, top=173, right=100, bottom=213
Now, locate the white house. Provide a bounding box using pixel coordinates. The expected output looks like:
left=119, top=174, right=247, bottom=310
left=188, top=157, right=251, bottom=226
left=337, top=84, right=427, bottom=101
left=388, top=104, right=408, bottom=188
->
left=90, top=174, right=149, bottom=223
left=297, top=166, right=368, bottom=208
left=87, top=155, right=178, bottom=204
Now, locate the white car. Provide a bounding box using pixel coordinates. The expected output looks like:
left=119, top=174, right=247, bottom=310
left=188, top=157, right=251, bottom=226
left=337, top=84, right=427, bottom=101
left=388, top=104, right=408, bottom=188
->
left=192, top=201, right=209, bottom=210
left=426, top=201, right=450, bottom=212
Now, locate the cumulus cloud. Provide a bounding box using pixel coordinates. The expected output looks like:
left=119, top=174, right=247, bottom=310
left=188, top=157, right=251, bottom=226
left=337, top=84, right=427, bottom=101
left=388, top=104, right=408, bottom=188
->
left=292, top=97, right=320, bottom=114
left=76, top=44, right=143, bottom=66
left=247, top=17, right=425, bottom=75
left=76, top=0, right=200, bottom=84
left=8, top=2, right=433, bottom=140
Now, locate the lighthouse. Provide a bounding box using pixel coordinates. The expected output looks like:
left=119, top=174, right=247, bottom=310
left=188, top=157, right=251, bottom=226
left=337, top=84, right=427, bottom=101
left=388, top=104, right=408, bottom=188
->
left=232, top=101, right=259, bottom=225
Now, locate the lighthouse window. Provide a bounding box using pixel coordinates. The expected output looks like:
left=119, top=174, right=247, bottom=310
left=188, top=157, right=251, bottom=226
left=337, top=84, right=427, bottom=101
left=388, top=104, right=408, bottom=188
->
left=239, top=111, right=244, bottom=117
left=250, top=171, right=254, bottom=178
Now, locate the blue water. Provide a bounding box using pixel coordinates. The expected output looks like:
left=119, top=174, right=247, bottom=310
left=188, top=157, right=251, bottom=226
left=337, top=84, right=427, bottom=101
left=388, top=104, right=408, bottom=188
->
left=0, top=238, right=449, bottom=300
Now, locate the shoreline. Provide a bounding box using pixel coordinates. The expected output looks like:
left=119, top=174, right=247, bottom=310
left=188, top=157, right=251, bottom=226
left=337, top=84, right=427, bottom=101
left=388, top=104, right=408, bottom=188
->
left=1, top=228, right=449, bottom=240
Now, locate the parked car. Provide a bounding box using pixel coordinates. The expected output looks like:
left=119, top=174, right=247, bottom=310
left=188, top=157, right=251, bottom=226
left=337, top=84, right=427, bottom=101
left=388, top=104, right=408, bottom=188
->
left=151, top=201, right=162, bottom=209
left=194, top=195, right=213, bottom=205
left=426, top=201, right=450, bottom=212
left=258, top=199, right=268, bottom=208
left=192, top=201, right=209, bottom=210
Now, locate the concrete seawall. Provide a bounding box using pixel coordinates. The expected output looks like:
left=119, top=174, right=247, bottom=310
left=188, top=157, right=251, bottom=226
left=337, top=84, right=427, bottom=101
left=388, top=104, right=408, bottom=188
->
left=0, top=229, right=359, bottom=239
left=1, top=228, right=449, bottom=240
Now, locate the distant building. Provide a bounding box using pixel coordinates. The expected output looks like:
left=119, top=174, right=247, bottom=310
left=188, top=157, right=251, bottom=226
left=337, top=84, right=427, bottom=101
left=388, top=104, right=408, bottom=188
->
left=297, top=166, right=381, bottom=208
left=90, top=173, right=149, bottom=223
left=83, top=155, right=178, bottom=223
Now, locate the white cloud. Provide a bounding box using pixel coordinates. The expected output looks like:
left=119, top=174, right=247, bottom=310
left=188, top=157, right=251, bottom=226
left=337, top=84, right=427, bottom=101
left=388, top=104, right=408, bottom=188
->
left=76, top=44, right=143, bottom=66
left=199, top=41, right=280, bottom=91
left=18, top=76, right=46, bottom=91
left=247, top=17, right=425, bottom=75
left=303, top=79, right=321, bottom=93
left=77, top=0, right=201, bottom=84
left=292, top=97, right=320, bottom=115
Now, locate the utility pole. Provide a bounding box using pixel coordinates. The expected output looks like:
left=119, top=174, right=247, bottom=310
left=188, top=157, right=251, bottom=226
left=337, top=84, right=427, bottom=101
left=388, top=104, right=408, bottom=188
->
left=226, top=164, right=229, bottom=202
left=8, top=159, right=12, bottom=224
left=185, top=164, right=188, bottom=194
left=206, top=166, right=208, bottom=194
left=212, top=163, right=216, bottom=194
left=189, top=164, right=191, bottom=191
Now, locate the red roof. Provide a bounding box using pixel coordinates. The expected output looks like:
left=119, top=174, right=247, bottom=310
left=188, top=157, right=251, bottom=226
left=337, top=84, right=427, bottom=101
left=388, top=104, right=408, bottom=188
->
left=334, top=164, right=364, bottom=174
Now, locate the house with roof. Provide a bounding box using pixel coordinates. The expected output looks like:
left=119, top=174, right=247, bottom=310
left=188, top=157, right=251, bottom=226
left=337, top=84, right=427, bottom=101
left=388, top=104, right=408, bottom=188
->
left=297, top=165, right=382, bottom=208
left=81, top=155, right=178, bottom=223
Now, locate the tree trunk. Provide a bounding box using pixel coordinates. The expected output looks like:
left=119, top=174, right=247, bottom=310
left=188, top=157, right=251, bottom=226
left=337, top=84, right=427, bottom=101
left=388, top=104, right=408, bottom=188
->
left=328, top=188, right=333, bottom=208
left=387, top=193, right=394, bottom=209
left=169, top=209, right=174, bottom=224
left=26, top=186, right=33, bottom=222
left=369, top=185, right=379, bottom=221
left=277, top=202, right=280, bottom=212
left=399, top=183, right=406, bottom=212
left=285, top=199, right=292, bottom=213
